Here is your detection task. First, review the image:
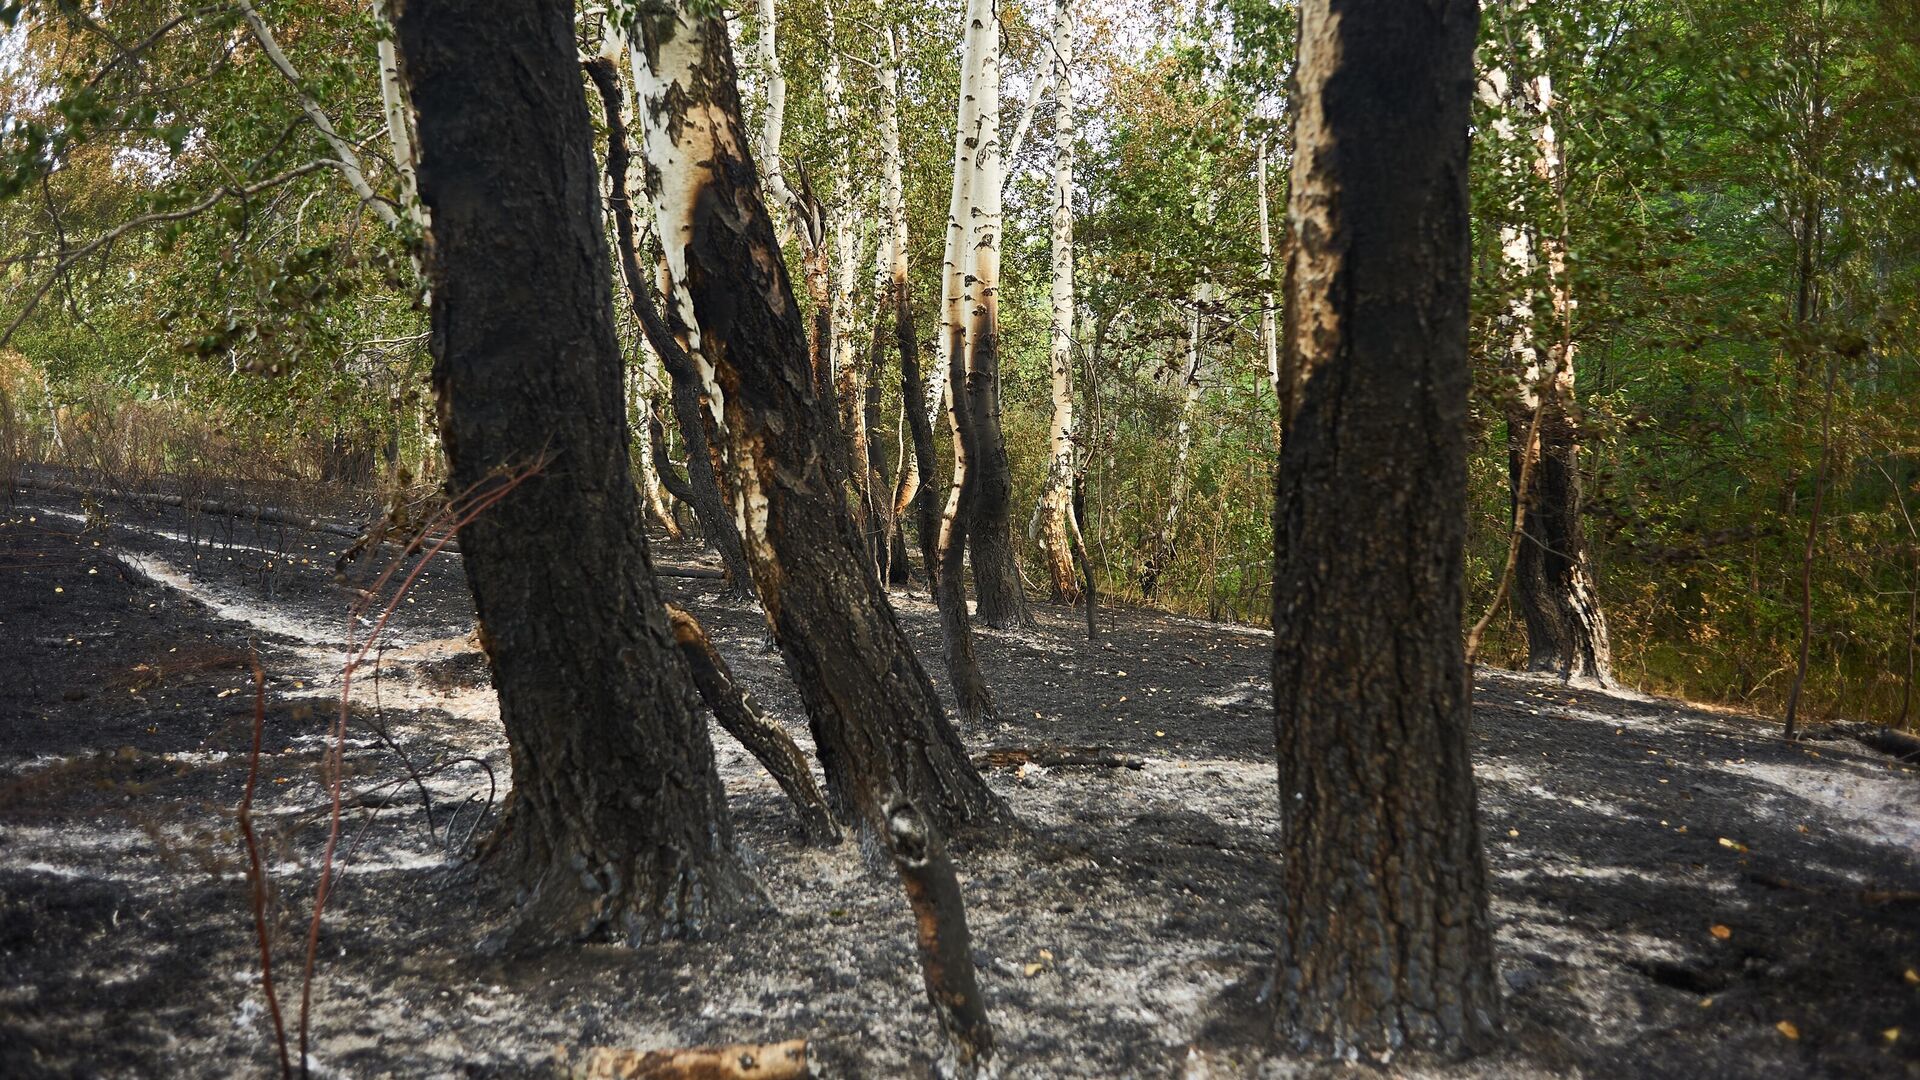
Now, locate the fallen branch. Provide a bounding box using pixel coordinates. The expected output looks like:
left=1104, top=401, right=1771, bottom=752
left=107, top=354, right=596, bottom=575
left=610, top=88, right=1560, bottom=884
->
left=971, top=744, right=1144, bottom=770
left=569, top=1040, right=808, bottom=1079
left=1845, top=724, right=1920, bottom=763
left=666, top=604, right=839, bottom=845
left=1747, top=873, right=1920, bottom=906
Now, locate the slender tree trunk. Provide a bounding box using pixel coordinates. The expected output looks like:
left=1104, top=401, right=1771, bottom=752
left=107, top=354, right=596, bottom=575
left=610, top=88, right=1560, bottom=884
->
left=1271, top=0, right=1498, bottom=1056
left=959, top=0, right=1029, bottom=629
left=1784, top=358, right=1838, bottom=741
left=1257, top=140, right=1281, bottom=450
left=879, top=34, right=930, bottom=588
left=396, top=0, right=760, bottom=945
left=628, top=6, right=1011, bottom=841
left=1143, top=288, right=1206, bottom=600
left=933, top=11, right=1001, bottom=721
left=1034, top=0, right=1080, bottom=605
left=665, top=604, right=838, bottom=846
left=589, top=56, right=756, bottom=602
left=822, top=2, right=874, bottom=558
left=628, top=358, right=681, bottom=538
left=370, top=0, right=423, bottom=233
left=1479, top=24, right=1611, bottom=684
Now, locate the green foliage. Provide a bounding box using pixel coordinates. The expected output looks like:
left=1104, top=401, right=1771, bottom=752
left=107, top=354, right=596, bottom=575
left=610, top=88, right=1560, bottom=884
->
left=3, top=0, right=1917, bottom=727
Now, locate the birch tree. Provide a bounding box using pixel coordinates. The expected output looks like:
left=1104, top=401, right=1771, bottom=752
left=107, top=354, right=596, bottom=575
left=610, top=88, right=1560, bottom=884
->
left=933, top=0, right=1004, bottom=720
left=1033, top=0, right=1081, bottom=604
left=956, top=0, right=1029, bottom=628
left=1478, top=10, right=1613, bottom=685
left=626, top=0, right=1010, bottom=839
left=1271, top=0, right=1498, bottom=1054
left=1142, top=284, right=1208, bottom=600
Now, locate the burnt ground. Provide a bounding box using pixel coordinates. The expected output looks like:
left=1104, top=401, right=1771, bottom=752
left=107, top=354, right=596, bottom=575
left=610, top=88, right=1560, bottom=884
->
left=0, top=488, right=1917, bottom=1079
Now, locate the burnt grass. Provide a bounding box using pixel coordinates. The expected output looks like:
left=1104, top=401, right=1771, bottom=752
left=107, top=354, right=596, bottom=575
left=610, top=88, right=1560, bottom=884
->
left=2, top=489, right=1917, bottom=1079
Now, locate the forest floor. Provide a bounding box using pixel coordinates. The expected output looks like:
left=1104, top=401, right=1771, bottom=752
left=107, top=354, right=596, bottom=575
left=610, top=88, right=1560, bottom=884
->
left=1, top=484, right=1917, bottom=1079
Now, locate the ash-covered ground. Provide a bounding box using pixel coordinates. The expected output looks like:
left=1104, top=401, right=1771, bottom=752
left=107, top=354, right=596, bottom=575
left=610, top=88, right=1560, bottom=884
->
left=2, top=489, right=1917, bottom=1078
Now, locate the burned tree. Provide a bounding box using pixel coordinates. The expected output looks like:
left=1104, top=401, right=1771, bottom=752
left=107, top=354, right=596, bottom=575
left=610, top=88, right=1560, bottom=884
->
left=627, top=4, right=1010, bottom=841
left=586, top=48, right=756, bottom=604
left=1270, top=0, right=1499, bottom=1058
left=395, top=0, right=759, bottom=944
left=1478, top=21, right=1612, bottom=684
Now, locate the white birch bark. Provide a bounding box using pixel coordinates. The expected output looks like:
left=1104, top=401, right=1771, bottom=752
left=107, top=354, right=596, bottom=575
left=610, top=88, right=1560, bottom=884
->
left=822, top=1, right=869, bottom=506
left=932, top=0, right=992, bottom=426
left=1034, top=0, right=1079, bottom=599
left=237, top=0, right=400, bottom=230
left=754, top=0, right=799, bottom=227
left=1256, top=139, right=1280, bottom=443
left=1162, top=285, right=1208, bottom=547
left=630, top=9, right=769, bottom=557
left=370, top=0, right=424, bottom=233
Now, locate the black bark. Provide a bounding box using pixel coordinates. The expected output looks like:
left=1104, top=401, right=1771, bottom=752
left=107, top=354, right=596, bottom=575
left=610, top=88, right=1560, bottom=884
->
left=896, top=293, right=943, bottom=591
left=632, top=12, right=1011, bottom=843
left=940, top=320, right=1001, bottom=725
left=965, top=329, right=1029, bottom=628
left=666, top=604, right=839, bottom=846
left=1270, top=0, right=1498, bottom=1057
left=397, top=0, right=760, bottom=945
left=1508, top=399, right=1611, bottom=684
left=585, top=56, right=754, bottom=603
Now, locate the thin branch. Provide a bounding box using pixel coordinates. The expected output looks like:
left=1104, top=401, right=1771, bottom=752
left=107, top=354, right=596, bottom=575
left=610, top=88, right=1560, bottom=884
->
left=1, top=159, right=334, bottom=349
left=235, top=0, right=401, bottom=229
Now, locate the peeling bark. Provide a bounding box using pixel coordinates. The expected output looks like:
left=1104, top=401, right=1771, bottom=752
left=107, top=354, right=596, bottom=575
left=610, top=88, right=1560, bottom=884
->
left=1034, top=0, right=1080, bottom=605
left=587, top=55, right=756, bottom=602
left=628, top=6, right=1011, bottom=842
left=396, top=0, right=761, bottom=946
left=1271, top=0, right=1499, bottom=1057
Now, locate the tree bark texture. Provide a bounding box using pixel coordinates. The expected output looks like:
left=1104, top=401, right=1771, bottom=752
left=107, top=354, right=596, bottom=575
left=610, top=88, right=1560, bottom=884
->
left=1479, top=22, right=1612, bottom=684
left=1035, top=0, right=1081, bottom=605
left=1507, top=402, right=1611, bottom=683
left=957, top=0, right=1029, bottom=629
left=587, top=55, right=756, bottom=602
left=628, top=6, right=1011, bottom=842
left=397, top=0, right=760, bottom=945
left=1143, top=289, right=1207, bottom=600
left=1271, top=0, right=1499, bottom=1057
left=666, top=604, right=839, bottom=846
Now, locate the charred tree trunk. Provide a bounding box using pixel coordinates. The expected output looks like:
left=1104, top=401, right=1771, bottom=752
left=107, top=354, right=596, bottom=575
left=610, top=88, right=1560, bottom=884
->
left=666, top=604, right=839, bottom=845
left=649, top=413, right=701, bottom=520
left=1270, top=0, right=1498, bottom=1057
left=629, top=7, right=1011, bottom=842
left=939, top=312, right=1001, bottom=725
left=396, top=0, right=760, bottom=945
left=1480, top=20, right=1611, bottom=685
left=1508, top=401, right=1611, bottom=683
left=586, top=56, right=755, bottom=603
left=958, top=0, right=1030, bottom=630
